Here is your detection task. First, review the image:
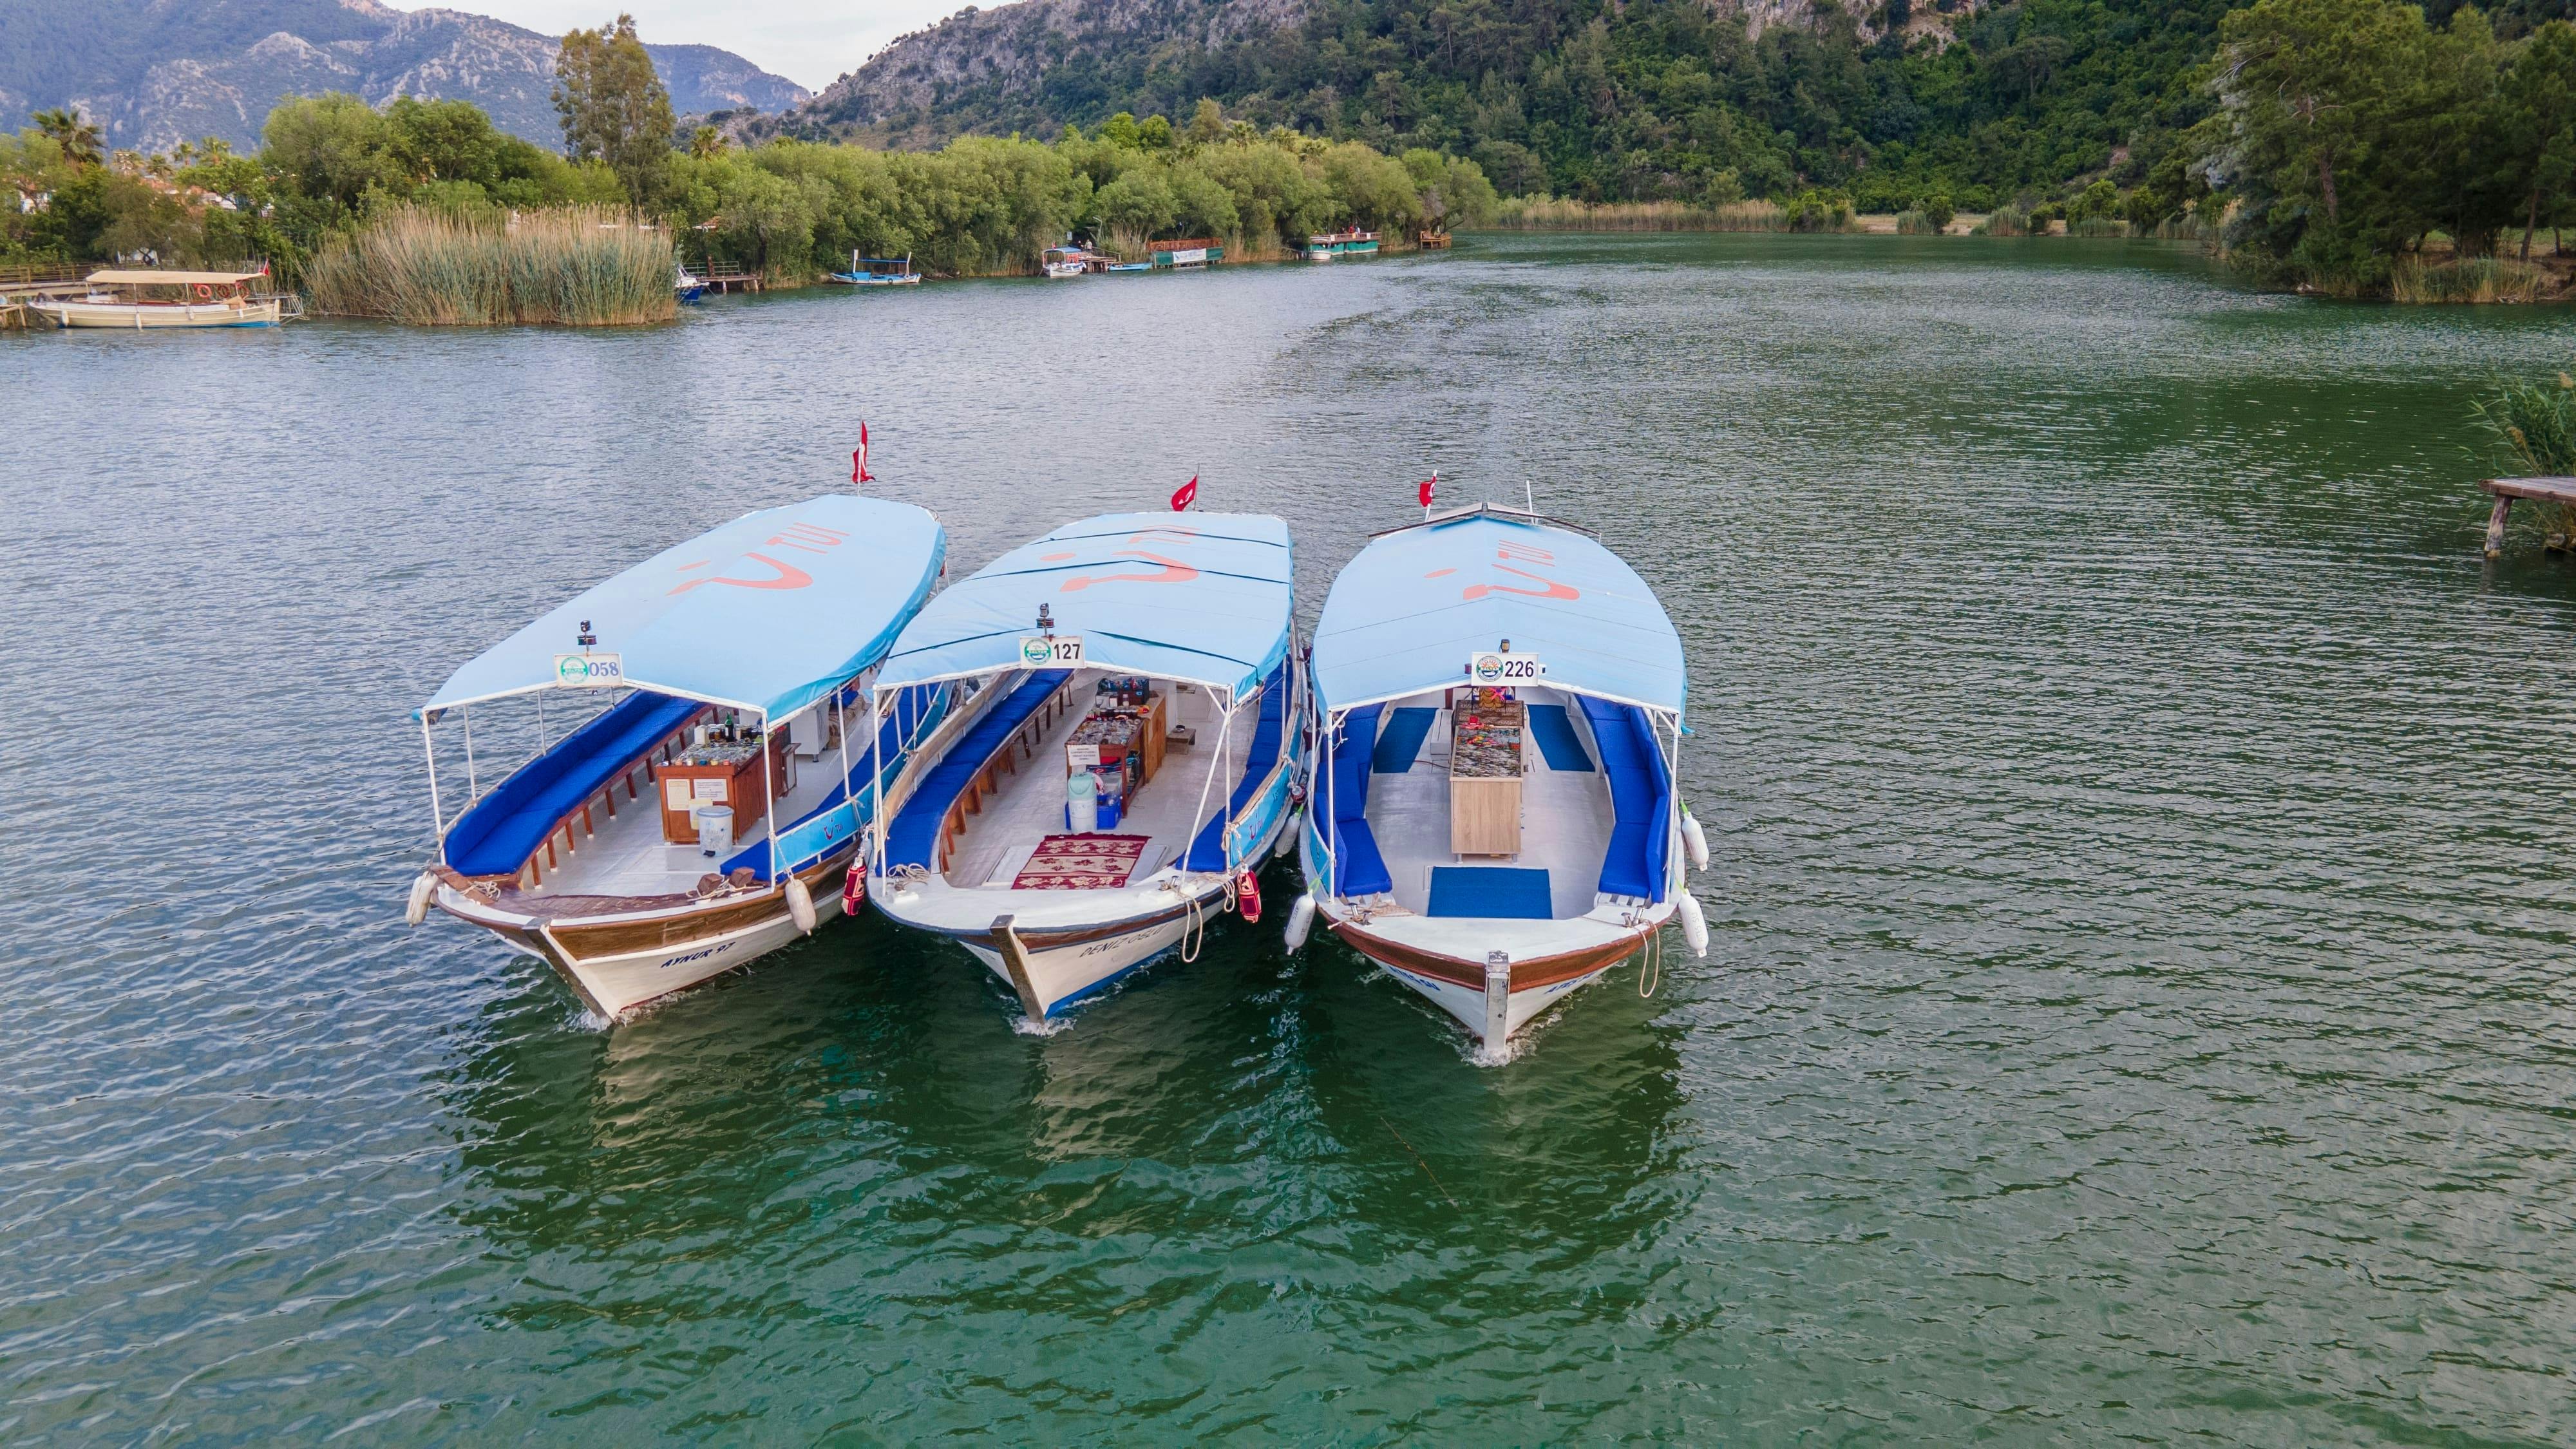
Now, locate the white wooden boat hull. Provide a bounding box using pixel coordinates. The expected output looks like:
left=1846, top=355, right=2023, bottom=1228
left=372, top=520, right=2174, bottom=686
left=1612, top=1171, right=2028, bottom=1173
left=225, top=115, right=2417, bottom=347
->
left=35, top=298, right=283, bottom=328
left=1043, top=262, right=1087, bottom=279
left=439, top=875, right=842, bottom=1019
left=960, top=895, right=1206, bottom=1018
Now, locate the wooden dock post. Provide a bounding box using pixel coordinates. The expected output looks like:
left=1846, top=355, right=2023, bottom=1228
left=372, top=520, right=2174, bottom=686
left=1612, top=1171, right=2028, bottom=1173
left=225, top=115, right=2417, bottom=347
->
left=2479, top=477, right=2576, bottom=558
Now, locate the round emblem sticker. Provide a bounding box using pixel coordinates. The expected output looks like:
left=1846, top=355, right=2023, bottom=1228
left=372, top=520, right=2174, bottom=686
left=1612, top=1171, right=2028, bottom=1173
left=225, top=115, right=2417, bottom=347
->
left=1472, top=653, right=1504, bottom=683
left=558, top=656, right=591, bottom=685
left=1022, top=637, right=1054, bottom=667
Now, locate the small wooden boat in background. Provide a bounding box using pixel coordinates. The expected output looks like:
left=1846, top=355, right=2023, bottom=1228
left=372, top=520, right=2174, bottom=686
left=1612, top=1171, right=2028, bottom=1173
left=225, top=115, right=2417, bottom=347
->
left=674, top=265, right=707, bottom=302
left=31, top=269, right=299, bottom=328
left=406, top=495, right=949, bottom=1019
left=1294, top=503, right=1708, bottom=1054
left=864, top=513, right=1304, bottom=1024
left=1293, top=229, right=1380, bottom=261
left=826, top=252, right=921, bottom=286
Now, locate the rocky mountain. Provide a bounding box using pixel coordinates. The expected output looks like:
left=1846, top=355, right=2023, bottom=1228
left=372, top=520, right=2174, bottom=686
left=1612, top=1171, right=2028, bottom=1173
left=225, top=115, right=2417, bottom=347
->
left=766, top=0, right=1312, bottom=146
left=2, top=0, right=809, bottom=153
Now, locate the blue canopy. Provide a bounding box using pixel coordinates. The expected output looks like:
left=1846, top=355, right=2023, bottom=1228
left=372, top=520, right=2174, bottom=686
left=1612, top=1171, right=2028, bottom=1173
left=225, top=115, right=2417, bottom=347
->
left=421, top=495, right=945, bottom=723
left=1310, top=506, right=1686, bottom=715
left=876, top=512, right=1293, bottom=697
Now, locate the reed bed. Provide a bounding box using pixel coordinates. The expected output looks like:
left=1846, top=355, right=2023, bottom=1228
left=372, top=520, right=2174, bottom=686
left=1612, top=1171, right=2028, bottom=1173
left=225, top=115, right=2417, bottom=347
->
left=1488, top=197, right=1794, bottom=232
left=2391, top=254, right=2546, bottom=304
left=1894, top=209, right=1940, bottom=235
left=2068, top=216, right=2134, bottom=238
left=306, top=205, right=676, bottom=326
left=1976, top=207, right=2032, bottom=237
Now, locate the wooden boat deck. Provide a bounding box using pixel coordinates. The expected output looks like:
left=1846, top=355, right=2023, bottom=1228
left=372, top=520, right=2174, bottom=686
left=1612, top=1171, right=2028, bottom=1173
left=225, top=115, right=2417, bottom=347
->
left=944, top=677, right=1248, bottom=891
left=535, top=732, right=851, bottom=899
left=1361, top=687, right=1617, bottom=920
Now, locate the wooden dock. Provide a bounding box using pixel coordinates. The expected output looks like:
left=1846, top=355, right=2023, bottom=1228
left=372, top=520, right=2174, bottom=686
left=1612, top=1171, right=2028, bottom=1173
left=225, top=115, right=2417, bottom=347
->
left=2481, top=476, right=2576, bottom=556
left=702, top=270, right=761, bottom=293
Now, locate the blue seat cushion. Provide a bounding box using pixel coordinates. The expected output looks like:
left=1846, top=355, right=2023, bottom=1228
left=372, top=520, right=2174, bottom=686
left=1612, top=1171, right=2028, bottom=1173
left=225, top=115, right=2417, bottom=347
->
left=1577, top=695, right=1671, bottom=902
left=1371, top=707, right=1437, bottom=773
left=444, top=690, right=701, bottom=878
left=1428, top=866, right=1553, bottom=918
left=882, top=671, right=1070, bottom=870
left=1313, top=703, right=1391, bottom=896
left=1184, top=662, right=1290, bottom=871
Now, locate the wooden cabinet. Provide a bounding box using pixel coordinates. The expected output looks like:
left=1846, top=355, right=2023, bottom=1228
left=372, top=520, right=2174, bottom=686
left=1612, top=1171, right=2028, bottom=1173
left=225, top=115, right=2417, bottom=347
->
left=654, top=732, right=787, bottom=844
left=1449, top=696, right=1525, bottom=857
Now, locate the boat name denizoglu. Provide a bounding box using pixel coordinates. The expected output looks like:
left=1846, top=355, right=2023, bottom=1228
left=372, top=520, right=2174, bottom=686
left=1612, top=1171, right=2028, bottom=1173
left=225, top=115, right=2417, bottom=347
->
left=554, top=652, right=626, bottom=688
left=1470, top=652, right=1544, bottom=685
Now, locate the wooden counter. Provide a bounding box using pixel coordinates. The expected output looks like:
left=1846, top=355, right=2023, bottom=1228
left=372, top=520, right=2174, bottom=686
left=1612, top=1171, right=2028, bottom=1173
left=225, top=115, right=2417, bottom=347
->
left=1450, top=697, right=1524, bottom=857
left=655, top=731, right=788, bottom=843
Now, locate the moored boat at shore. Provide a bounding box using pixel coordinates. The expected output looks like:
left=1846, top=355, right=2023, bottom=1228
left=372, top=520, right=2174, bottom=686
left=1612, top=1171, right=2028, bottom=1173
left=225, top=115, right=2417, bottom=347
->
left=31, top=268, right=299, bottom=328
left=1294, top=502, right=1707, bottom=1054
left=406, top=495, right=949, bottom=1019
left=863, top=512, right=1304, bottom=1024
left=1041, top=246, right=1097, bottom=279
left=826, top=252, right=921, bottom=286
left=1293, top=229, right=1380, bottom=260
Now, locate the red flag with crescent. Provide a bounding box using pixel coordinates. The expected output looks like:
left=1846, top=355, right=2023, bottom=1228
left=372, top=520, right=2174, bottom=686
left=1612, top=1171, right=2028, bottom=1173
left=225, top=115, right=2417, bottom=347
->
left=1417, top=472, right=1437, bottom=509
left=852, top=422, right=874, bottom=486
left=1171, top=475, right=1198, bottom=511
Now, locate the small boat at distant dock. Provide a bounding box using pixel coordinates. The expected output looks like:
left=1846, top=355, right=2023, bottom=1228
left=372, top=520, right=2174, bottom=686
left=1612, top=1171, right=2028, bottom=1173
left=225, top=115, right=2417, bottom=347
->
left=675, top=265, right=706, bottom=302
left=1293, top=229, right=1379, bottom=261
left=1293, top=503, right=1709, bottom=1052
left=864, top=512, right=1305, bottom=1023
left=30, top=268, right=299, bottom=328
left=1042, top=245, right=1095, bottom=279
left=826, top=252, right=921, bottom=286
left=406, top=495, right=950, bottom=1020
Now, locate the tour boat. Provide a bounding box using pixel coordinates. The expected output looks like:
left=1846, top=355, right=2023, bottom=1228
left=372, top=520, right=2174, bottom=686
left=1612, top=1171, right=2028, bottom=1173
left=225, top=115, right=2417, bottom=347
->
left=1294, top=229, right=1380, bottom=261
left=405, top=495, right=949, bottom=1020
left=862, top=512, right=1303, bottom=1024
left=826, top=252, right=921, bottom=286
left=1293, top=503, right=1709, bottom=1052
left=1041, top=246, right=1094, bottom=279
left=1104, top=261, right=1152, bottom=274
left=675, top=265, right=707, bottom=302
left=1148, top=239, right=1222, bottom=269
left=31, top=268, right=298, bottom=328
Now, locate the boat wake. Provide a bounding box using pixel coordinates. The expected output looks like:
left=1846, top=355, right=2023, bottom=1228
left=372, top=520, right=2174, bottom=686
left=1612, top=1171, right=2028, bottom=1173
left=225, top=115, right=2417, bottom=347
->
left=1012, top=1014, right=1074, bottom=1037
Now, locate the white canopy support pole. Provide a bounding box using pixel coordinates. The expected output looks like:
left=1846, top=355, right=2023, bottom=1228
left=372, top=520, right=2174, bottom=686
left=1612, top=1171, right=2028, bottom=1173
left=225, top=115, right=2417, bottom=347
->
left=762, top=710, right=780, bottom=887
left=536, top=690, right=549, bottom=751
left=422, top=715, right=445, bottom=838
left=1318, top=704, right=1339, bottom=898
left=1656, top=708, right=1685, bottom=898
left=1185, top=683, right=1238, bottom=877
left=869, top=683, right=887, bottom=881
left=835, top=685, right=855, bottom=837
left=463, top=704, right=478, bottom=801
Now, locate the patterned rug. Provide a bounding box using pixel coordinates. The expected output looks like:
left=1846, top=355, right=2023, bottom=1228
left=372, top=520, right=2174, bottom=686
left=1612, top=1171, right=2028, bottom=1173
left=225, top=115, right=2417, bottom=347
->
left=1013, top=833, right=1150, bottom=890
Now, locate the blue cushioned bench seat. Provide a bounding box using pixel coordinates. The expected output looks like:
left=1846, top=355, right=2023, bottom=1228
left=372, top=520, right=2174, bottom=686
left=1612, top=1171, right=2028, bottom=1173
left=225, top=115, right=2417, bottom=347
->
left=1576, top=694, right=1671, bottom=903
left=1183, top=661, right=1290, bottom=871
left=1314, top=703, right=1391, bottom=896
left=723, top=683, right=942, bottom=880
left=443, top=690, right=702, bottom=878
left=882, top=670, right=1070, bottom=870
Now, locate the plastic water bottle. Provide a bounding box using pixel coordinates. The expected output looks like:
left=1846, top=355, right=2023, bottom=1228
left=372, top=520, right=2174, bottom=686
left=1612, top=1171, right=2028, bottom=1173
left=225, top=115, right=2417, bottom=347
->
left=1066, top=768, right=1098, bottom=833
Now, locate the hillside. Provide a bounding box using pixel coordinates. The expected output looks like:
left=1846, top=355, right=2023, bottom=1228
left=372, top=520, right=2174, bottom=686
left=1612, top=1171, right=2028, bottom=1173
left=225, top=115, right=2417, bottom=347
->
left=1, top=0, right=808, bottom=153
left=764, top=0, right=2233, bottom=206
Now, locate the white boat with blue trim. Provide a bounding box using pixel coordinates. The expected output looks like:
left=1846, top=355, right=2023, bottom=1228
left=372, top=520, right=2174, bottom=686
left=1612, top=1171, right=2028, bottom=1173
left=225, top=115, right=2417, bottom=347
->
left=404, top=495, right=949, bottom=1019
left=862, top=512, right=1305, bottom=1023
left=1294, top=503, right=1709, bottom=1051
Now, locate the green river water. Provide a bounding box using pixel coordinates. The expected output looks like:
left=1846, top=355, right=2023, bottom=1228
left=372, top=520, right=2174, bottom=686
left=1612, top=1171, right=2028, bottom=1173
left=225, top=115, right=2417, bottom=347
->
left=8, top=233, right=2576, bottom=1443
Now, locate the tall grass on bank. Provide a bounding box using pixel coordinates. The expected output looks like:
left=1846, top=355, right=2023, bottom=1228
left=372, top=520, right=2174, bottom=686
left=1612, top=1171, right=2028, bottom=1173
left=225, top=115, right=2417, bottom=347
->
left=306, top=205, right=676, bottom=326
left=2474, top=366, right=2576, bottom=539
left=1488, top=197, right=1794, bottom=232
left=1976, top=207, right=2032, bottom=237
left=2392, top=254, right=2545, bottom=304
left=1894, top=209, right=1940, bottom=234
left=2068, top=216, right=2133, bottom=238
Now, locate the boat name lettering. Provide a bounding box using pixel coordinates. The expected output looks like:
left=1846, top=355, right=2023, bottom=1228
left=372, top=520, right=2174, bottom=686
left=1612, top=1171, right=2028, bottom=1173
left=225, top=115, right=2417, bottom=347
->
left=1022, top=635, right=1084, bottom=666
left=662, top=940, right=739, bottom=970
left=554, top=652, right=625, bottom=687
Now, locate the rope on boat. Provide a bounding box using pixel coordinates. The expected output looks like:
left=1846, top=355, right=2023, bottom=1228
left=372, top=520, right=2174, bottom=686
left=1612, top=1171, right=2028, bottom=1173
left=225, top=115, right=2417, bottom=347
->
left=1638, top=924, right=1663, bottom=999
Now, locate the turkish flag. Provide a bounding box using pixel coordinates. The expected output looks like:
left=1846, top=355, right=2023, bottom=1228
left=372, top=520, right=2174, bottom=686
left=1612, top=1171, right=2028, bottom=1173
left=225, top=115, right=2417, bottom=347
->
left=852, top=422, right=874, bottom=485
left=1417, top=473, right=1437, bottom=509
left=1171, top=475, right=1198, bottom=511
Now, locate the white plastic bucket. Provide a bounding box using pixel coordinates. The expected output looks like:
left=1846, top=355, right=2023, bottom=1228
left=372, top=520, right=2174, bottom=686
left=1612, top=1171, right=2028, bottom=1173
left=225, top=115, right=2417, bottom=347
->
left=1066, top=769, right=1098, bottom=833
left=695, top=804, right=734, bottom=858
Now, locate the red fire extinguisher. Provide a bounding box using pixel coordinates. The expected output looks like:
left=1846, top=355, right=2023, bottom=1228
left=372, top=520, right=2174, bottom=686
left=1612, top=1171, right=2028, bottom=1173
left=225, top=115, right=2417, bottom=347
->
left=842, top=862, right=867, bottom=917
left=1235, top=868, right=1262, bottom=923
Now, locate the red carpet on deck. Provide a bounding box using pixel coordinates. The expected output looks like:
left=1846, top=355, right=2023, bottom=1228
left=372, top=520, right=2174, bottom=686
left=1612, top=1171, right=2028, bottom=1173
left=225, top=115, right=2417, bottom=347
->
left=1013, top=834, right=1150, bottom=889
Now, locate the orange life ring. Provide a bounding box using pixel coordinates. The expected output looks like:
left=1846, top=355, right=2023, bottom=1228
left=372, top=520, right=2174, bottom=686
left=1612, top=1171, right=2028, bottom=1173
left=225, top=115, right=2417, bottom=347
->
left=193, top=283, right=212, bottom=299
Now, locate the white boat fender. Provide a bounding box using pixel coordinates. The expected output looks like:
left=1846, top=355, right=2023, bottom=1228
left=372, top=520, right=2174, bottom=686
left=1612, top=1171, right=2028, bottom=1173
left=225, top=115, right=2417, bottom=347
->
left=405, top=870, right=437, bottom=927
left=1283, top=894, right=1316, bottom=952
left=787, top=877, right=818, bottom=935
left=1682, top=810, right=1710, bottom=872
left=1676, top=892, right=1709, bottom=958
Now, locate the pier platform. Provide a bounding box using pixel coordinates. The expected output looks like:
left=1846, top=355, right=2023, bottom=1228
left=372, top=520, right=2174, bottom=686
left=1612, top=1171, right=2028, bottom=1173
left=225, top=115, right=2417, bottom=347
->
left=2481, top=477, right=2576, bottom=556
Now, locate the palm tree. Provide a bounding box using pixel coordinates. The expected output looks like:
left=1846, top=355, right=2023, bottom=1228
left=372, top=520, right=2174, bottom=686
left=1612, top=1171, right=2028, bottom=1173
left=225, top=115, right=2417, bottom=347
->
left=32, top=108, right=104, bottom=167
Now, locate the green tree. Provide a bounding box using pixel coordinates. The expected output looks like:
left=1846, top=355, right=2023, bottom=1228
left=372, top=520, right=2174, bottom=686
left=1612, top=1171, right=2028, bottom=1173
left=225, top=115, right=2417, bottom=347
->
left=2497, top=21, right=2576, bottom=258
left=261, top=93, right=404, bottom=211
left=554, top=14, right=675, bottom=205
left=31, top=108, right=102, bottom=167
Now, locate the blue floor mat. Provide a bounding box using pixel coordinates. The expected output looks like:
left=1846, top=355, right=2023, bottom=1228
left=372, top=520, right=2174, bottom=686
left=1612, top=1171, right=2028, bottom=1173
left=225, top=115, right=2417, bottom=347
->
left=1372, top=707, right=1437, bottom=773
left=1526, top=704, right=1596, bottom=772
left=1427, top=866, right=1555, bottom=919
